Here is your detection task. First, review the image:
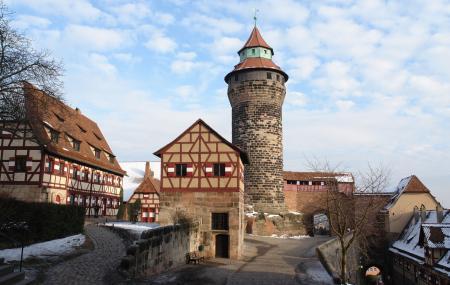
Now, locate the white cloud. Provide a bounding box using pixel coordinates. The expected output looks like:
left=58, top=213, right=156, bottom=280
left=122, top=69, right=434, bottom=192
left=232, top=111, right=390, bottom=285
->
left=288, top=56, right=320, bottom=80
left=88, top=53, right=117, bottom=76
left=286, top=91, right=307, bottom=107
left=11, top=15, right=51, bottom=30
left=182, top=14, right=243, bottom=36
left=10, top=0, right=105, bottom=22
left=171, top=60, right=196, bottom=74
left=113, top=53, right=141, bottom=64
left=336, top=100, right=355, bottom=111
left=145, top=31, right=177, bottom=53
left=64, top=25, right=129, bottom=51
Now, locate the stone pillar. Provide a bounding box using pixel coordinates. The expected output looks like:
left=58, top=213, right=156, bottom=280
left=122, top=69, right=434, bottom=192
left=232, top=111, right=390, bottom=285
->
left=228, top=70, right=287, bottom=214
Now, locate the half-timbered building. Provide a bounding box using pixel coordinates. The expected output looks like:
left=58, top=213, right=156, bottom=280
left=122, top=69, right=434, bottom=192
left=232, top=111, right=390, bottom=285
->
left=154, top=119, right=248, bottom=259
left=122, top=161, right=160, bottom=222
left=0, top=83, right=125, bottom=216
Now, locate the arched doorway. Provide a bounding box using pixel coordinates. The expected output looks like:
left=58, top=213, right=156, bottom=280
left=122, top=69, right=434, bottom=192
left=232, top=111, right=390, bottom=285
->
left=313, top=213, right=330, bottom=236
left=215, top=234, right=229, bottom=258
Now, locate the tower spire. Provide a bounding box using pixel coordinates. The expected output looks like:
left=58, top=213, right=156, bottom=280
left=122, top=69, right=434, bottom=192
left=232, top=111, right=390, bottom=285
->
left=253, top=8, right=259, bottom=27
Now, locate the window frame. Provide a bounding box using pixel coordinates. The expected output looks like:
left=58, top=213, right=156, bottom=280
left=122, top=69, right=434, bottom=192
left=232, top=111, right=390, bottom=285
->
left=211, top=212, right=229, bottom=231
left=213, top=163, right=226, bottom=177
left=175, top=163, right=187, bottom=177
left=50, top=130, right=59, bottom=143
left=14, top=156, right=27, bottom=172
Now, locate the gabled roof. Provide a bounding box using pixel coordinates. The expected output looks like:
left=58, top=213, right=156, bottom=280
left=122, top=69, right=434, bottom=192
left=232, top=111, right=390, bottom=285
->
left=23, top=83, right=125, bottom=175
left=384, top=175, right=436, bottom=210
left=153, top=119, right=249, bottom=164
left=238, top=26, right=272, bottom=53
left=283, top=171, right=354, bottom=183
left=121, top=161, right=161, bottom=200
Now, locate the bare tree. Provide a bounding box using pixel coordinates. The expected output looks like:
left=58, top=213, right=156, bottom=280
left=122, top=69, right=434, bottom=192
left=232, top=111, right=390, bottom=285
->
left=0, top=2, right=63, bottom=121
left=307, top=158, right=390, bottom=284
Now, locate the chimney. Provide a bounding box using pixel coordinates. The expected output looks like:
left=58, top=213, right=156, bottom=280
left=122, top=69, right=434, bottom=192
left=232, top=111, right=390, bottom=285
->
left=414, top=206, right=420, bottom=223
left=144, top=161, right=151, bottom=178
left=436, top=204, right=444, bottom=223
left=420, top=205, right=427, bottom=222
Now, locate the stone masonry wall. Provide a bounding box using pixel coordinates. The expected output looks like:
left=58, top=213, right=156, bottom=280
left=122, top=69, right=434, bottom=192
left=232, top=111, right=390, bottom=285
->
left=119, top=224, right=200, bottom=277
left=159, top=190, right=244, bottom=260
left=228, top=70, right=287, bottom=214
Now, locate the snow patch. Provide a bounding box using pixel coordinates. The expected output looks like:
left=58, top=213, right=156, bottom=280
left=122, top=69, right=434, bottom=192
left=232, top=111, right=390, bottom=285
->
left=104, top=222, right=159, bottom=234
left=0, top=234, right=85, bottom=262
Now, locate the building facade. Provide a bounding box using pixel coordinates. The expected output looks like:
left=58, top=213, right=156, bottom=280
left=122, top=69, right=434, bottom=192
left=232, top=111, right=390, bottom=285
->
left=225, top=26, right=288, bottom=214
left=0, top=83, right=124, bottom=216
left=382, top=175, right=441, bottom=241
left=155, top=119, right=248, bottom=259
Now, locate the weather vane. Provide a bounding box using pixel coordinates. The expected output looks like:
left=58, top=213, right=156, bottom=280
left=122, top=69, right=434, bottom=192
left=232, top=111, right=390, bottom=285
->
left=253, top=8, right=259, bottom=26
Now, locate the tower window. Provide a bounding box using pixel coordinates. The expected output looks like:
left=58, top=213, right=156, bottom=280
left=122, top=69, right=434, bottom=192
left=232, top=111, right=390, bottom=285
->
left=234, top=74, right=239, bottom=81
left=264, top=49, right=267, bottom=54
left=276, top=74, right=280, bottom=81
left=252, top=48, right=255, bottom=54
left=267, top=72, right=272, bottom=79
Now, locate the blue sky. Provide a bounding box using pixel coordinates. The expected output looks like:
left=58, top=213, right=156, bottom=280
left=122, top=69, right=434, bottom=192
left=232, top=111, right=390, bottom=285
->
left=8, top=0, right=450, bottom=206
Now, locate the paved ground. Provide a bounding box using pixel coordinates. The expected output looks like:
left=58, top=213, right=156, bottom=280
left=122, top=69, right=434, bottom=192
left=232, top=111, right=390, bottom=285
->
left=44, top=224, right=125, bottom=285
left=143, top=235, right=333, bottom=285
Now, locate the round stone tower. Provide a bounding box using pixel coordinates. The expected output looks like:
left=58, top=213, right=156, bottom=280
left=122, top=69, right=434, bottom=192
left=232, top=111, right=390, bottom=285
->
left=225, top=26, right=288, bottom=214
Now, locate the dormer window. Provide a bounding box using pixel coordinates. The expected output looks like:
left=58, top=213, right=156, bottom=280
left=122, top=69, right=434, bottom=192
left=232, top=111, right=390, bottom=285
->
left=50, top=130, right=59, bottom=143
left=54, top=112, right=64, bottom=122
left=73, top=140, right=80, bottom=151
left=77, top=124, right=86, bottom=133
left=107, top=153, right=115, bottom=163
left=94, top=148, right=101, bottom=159
left=93, top=132, right=102, bottom=140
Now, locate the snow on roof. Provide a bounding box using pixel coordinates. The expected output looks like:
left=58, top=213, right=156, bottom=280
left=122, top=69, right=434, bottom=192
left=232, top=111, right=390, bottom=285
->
left=120, top=161, right=161, bottom=201
left=421, top=224, right=450, bottom=249
left=390, top=209, right=450, bottom=274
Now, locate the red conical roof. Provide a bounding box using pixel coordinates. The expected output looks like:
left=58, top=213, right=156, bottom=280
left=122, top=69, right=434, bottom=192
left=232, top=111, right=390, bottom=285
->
left=238, top=26, right=272, bottom=53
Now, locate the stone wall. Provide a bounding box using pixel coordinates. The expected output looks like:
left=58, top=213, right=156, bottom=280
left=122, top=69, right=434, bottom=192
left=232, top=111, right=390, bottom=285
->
left=227, top=69, right=287, bottom=214
left=159, top=190, right=244, bottom=260
left=119, top=224, right=200, bottom=277
left=316, top=233, right=359, bottom=284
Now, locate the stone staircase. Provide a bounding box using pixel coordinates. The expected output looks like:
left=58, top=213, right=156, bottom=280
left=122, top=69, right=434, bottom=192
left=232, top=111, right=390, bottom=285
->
left=0, top=258, right=32, bottom=285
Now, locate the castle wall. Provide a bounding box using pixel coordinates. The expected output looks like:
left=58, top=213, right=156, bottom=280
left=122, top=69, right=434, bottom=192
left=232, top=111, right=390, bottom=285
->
left=228, top=69, right=287, bottom=213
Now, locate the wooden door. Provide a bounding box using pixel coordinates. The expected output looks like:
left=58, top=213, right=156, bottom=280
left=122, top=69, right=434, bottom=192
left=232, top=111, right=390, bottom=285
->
left=215, top=234, right=229, bottom=258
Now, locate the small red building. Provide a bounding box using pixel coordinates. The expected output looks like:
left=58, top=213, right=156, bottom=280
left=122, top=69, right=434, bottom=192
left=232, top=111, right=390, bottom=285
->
left=121, top=161, right=160, bottom=222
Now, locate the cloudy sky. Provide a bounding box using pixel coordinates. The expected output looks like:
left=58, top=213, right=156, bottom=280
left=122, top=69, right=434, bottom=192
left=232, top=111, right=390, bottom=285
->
left=8, top=0, right=450, bottom=206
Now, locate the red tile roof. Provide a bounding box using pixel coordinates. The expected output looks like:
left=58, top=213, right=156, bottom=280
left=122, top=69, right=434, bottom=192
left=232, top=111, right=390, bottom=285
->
left=238, top=27, right=272, bottom=53
left=23, top=83, right=125, bottom=175
left=133, top=176, right=160, bottom=195
left=225, top=58, right=288, bottom=82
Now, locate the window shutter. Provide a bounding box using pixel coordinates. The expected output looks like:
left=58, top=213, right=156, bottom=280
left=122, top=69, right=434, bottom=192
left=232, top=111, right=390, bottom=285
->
left=26, top=157, right=33, bottom=171
left=225, top=163, right=233, bottom=177
left=186, top=163, right=194, bottom=177
left=167, top=163, right=175, bottom=177
left=204, top=163, right=213, bottom=177
left=8, top=157, right=15, bottom=171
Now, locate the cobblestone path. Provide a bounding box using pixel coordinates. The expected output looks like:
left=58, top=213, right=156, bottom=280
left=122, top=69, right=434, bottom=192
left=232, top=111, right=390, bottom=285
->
left=44, top=224, right=125, bottom=285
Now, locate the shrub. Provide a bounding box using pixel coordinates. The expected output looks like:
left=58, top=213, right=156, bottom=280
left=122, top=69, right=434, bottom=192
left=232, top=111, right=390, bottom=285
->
left=0, top=198, right=85, bottom=248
